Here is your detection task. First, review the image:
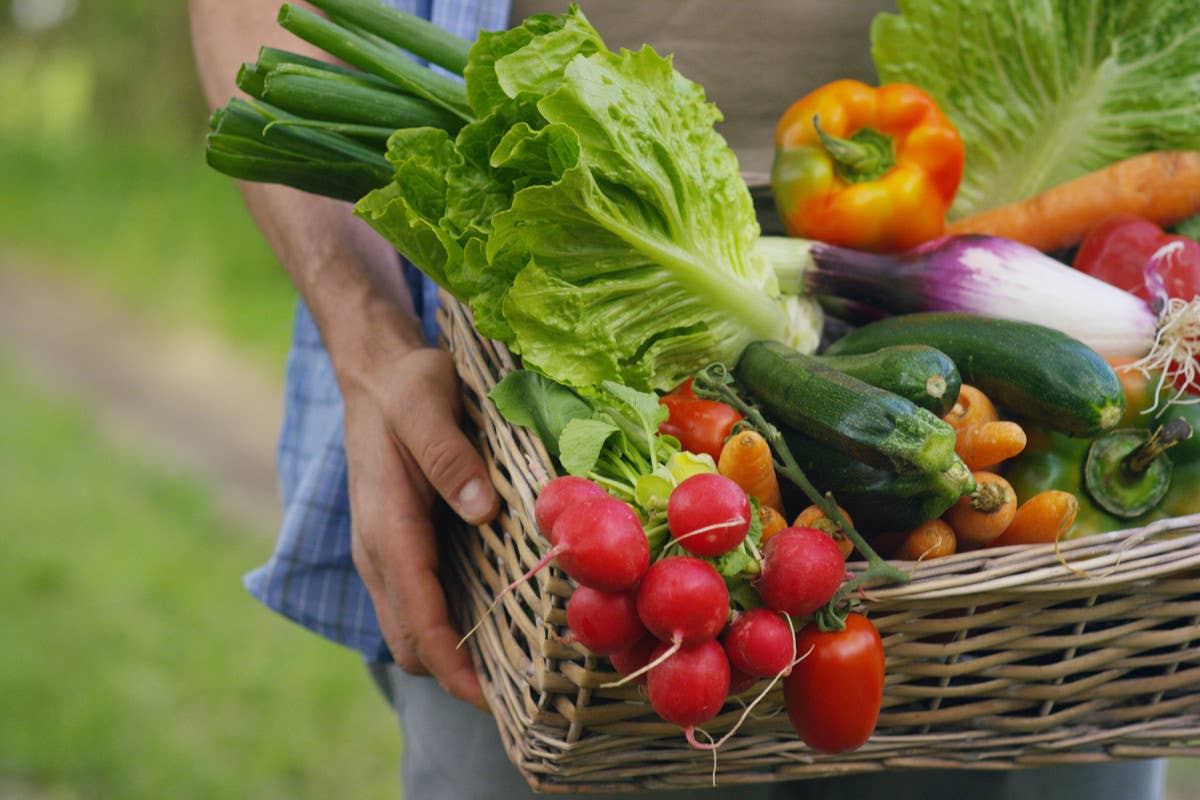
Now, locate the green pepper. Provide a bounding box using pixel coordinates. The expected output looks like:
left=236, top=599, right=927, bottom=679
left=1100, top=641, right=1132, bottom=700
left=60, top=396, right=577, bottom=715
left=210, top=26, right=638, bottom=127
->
left=1004, top=393, right=1200, bottom=537
left=1156, top=400, right=1200, bottom=518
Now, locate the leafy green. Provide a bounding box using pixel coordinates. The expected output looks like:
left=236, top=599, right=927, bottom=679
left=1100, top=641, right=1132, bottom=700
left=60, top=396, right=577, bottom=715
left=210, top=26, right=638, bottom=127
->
left=487, top=370, right=592, bottom=459
left=490, top=368, right=765, bottom=589
left=355, top=7, right=814, bottom=391
left=489, top=370, right=681, bottom=502
left=872, top=0, right=1200, bottom=219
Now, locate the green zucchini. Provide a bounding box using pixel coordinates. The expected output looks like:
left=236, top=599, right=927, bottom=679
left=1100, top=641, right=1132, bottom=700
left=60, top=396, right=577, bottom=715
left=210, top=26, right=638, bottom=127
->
left=782, top=428, right=976, bottom=532
left=736, top=340, right=958, bottom=475
left=816, top=345, right=961, bottom=417
left=822, top=312, right=1125, bottom=437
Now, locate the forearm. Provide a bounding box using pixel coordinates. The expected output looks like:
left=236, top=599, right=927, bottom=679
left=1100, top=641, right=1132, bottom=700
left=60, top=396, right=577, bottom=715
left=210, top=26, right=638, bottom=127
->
left=188, top=0, right=424, bottom=381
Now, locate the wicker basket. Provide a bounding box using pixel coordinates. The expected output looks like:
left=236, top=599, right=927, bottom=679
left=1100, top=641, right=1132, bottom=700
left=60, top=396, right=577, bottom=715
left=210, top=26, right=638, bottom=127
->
left=437, top=294, right=1200, bottom=794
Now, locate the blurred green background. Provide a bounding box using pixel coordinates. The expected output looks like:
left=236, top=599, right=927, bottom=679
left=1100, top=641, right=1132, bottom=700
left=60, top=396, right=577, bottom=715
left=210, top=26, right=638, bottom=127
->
left=0, top=1, right=400, bottom=798
left=0, top=2, right=1196, bottom=799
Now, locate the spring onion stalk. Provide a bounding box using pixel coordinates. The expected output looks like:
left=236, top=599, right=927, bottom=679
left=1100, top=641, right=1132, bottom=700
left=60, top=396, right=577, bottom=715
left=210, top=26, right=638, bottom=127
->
left=206, top=5, right=480, bottom=197
left=253, top=46, right=400, bottom=91
left=206, top=99, right=392, bottom=202
left=760, top=234, right=1167, bottom=358
left=276, top=4, right=470, bottom=120
left=304, top=0, right=472, bottom=76
left=259, top=68, right=466, bottom=133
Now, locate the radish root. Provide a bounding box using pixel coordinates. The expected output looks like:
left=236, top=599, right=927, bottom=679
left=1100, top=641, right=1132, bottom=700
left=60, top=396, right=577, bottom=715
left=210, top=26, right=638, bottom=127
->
left=665, top=516, right=746, bottom=553
left=457, top=548, right=557, bottom=648
left=599, top=636, right=681, bottom=688
left=1131, top=280, right=1200, bottom=411
left=684, top=616, right=812, bottom=755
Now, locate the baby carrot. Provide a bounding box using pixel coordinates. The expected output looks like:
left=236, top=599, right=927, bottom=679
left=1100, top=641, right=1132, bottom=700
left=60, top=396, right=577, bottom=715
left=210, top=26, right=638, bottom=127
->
left=989, top=490, right=1079, bottom=547
left=718, top=429, right=783, bottom=513
left=793, top=503, right=854, bottom=559
left=943, top=471, right=1018, bottom=548
left=945, top=150, right=1200, bottom=252
left=955, top=420, right=1027, bottom=471
left=943, top=384, right=999, bottom=434
left=759, top=504, right=789, bottom=544
left=895, top=519, right=957, bottom=561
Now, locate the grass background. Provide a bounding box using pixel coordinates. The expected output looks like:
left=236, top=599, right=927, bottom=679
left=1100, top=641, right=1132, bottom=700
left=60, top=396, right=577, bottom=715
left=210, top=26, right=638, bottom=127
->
left=1, top=2, right=400, bottom=797
left=0, top=1, right=1196, bottom=797
left=0, top=357, right=399, bottom=800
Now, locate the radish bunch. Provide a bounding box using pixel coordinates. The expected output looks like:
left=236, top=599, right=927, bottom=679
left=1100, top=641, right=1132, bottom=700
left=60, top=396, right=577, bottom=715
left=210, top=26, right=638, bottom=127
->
left=540, top=472, right=851, bottom=747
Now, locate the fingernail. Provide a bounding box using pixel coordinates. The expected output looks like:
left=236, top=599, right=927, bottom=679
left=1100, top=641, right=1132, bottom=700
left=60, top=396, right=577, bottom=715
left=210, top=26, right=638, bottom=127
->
left=457, top=478, right=491, bottom=521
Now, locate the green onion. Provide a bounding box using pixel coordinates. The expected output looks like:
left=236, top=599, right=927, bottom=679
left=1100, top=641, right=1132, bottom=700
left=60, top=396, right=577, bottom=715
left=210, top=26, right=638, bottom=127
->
left=206, top=99, right=393, bottom=201
left=205, top=145, right=390, bottom=204
left=261, top=66, right=465, bottom=133
left=304, top=0, right=472, bottom=76
left=277, top=4, right=471, bottom=121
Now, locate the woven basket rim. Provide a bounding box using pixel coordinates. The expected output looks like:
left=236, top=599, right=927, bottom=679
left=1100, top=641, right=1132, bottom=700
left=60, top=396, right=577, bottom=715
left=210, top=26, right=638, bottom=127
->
left=436, top=291, right=1200, bottom=792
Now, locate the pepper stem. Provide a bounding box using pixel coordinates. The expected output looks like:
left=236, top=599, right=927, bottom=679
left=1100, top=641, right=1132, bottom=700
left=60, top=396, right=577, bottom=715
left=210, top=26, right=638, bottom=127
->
left=1124, top=418, right=1194, bottom=475
left=812, top=115, right=896, bottom=184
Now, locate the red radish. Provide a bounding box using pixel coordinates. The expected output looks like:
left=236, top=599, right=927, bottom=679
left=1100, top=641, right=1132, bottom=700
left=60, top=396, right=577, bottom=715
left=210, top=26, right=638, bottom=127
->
left=666, top=473, right=751, bottom=556
left=636, top=556, right=730, bottom=646
left=605, top=556, right=731, bottom=688
left=609, top=634, right=660, bottom=684
left=550, top=497, right=650, bottom=592
left=722, top=608, right=796, bottom=678
left=460, top=496, right=649, bottom=646
left=755, top=526, right=845, bottom=616
left=728, top=665, right=757, bottom=695
left=534, top=476, right=609, bottom=543
left=646, top=639, right=730, bottom=737
left=566, top=587, right=647, bottom=655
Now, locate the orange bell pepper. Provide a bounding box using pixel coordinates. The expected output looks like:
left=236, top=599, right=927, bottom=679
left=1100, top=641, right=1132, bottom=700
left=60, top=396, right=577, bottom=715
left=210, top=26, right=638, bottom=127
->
left=772, top=79, right=964, bottom=253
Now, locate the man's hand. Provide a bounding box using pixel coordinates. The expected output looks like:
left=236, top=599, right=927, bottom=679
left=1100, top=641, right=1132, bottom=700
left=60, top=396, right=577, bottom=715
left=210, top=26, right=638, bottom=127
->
left=342, top=346, right=498, bottom=709
left=189, top=0, right=499, bottom=706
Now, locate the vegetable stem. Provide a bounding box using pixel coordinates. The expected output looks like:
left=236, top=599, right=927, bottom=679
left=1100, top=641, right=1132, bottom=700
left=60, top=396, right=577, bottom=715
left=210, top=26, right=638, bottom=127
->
left=693, top=365, right=910, bottom=608
left=304, top=0, right=473, bottom=76
left=812, top=115, right=895, bottom=184
left=277, top=4, right=471, bottom=121
left=261, top=69, right=465, bottom=132
left=1124, top=418, right=1193, bottom=474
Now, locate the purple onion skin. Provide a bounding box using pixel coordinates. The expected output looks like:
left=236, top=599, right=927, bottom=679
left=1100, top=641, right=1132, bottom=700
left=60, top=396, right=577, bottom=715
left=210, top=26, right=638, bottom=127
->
left=805, top=235, right=1053, bottom=314
left=802, top=234, right=1157, bottom=357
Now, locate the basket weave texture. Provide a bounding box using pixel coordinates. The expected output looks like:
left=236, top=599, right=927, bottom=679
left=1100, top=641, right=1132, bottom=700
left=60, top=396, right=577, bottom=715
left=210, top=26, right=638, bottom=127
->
left=437, top=294, right=1200, bottom=794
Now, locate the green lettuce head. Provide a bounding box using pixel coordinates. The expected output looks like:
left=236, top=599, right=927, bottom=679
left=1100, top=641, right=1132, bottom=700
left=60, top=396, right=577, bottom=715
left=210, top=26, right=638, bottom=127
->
left=355, top=7, right=819, bottom=391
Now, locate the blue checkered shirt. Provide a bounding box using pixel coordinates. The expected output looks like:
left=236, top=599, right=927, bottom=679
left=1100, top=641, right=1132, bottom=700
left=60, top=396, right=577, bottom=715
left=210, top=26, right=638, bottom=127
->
left=243, top=0, right=511, bottom=662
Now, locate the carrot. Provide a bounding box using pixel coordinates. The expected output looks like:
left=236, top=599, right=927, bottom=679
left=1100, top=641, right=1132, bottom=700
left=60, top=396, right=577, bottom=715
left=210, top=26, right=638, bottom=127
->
left=718, top=429, right=782, bottom=513
left=988, top=490, right=1079, bottom=548
left=942, top=384, right=998, bottom=434
left=793, top=503, right=854, bottom=559
left=895, top=519, right=957, bottom=561
left=758, top=504, right=789, bottom=544
left=942, top=471, right=1018, bottom=548
left=1108, top=355, right=1156, bottom=427
left=955, top=420, right=1027, bottom=471
left=945, top=150, right=1200, bottom=252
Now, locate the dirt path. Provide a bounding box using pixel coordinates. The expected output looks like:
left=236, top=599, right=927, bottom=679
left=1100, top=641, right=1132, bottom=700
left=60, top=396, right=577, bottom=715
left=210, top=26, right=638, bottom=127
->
left=0, top=257, right=284, bottom=535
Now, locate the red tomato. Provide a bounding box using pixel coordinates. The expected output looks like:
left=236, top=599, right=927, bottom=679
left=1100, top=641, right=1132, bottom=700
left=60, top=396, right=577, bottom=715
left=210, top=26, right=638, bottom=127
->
left=783, top=613, right=884, bottom=754
left=658, top=378, right=742, bottom=462
left=1073, top=214, right=1200, bottom=302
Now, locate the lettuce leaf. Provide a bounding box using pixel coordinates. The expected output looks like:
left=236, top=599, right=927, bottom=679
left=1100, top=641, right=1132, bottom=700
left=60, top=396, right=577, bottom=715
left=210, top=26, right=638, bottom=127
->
left=355, top=7, right=811, bottom=391
left=872, top=0, right=1200, bottom=219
